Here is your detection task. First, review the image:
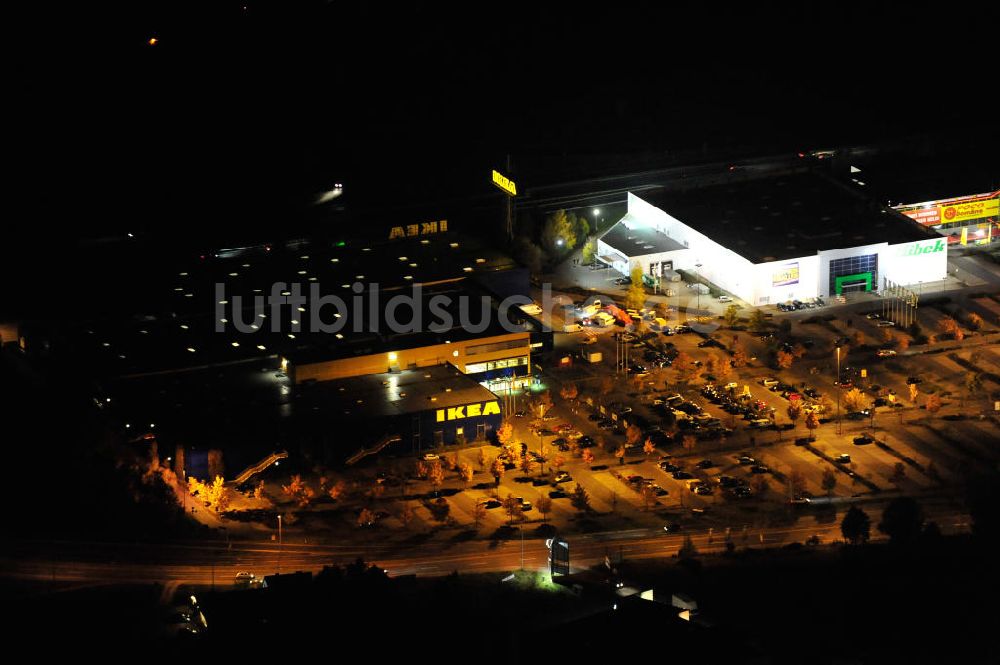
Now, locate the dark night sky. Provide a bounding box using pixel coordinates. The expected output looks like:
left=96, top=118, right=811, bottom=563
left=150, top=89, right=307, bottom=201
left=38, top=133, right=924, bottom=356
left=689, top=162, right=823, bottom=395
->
left=5, top=2, right=998, bottom=303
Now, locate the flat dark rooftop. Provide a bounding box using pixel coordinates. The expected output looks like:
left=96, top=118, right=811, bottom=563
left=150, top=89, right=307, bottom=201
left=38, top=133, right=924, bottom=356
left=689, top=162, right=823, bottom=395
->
left=600, top=213, right=688, bottom=257
left=650, top=170, right=938, bottom=263
left=296, top=363, right=497, bottom=419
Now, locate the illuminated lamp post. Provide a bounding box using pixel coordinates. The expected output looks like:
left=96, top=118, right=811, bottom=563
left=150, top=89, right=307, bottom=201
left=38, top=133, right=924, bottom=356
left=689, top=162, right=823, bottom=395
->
left=695, top=263, right=703, bottom=312
left=836, top=346, right=842, bottom=436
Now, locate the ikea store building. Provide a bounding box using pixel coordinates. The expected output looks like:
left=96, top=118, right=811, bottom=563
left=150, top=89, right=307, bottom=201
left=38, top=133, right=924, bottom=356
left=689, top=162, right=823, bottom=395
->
left=596, top=171, right=948, bottom=306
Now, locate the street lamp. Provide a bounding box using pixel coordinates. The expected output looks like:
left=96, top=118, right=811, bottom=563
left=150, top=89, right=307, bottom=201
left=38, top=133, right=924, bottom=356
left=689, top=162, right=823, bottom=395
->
left=695, top=263, right=703, bottom=312
left=277, top=514, right=283, bottom=574
left=835, top=346, right=842, bottom=436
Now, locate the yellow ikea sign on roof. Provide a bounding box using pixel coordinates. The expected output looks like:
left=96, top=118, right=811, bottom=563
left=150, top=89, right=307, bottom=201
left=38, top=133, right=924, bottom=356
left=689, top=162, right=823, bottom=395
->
left=492, top=170, right=517, bottom=197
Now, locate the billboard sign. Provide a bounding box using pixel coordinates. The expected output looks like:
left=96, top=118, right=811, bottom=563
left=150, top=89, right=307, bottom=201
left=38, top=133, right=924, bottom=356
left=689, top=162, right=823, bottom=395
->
left=491, top=169, right=517, bottom=196
left=772, top=263, right=799, bottom=287
left=941, top=198, right=999, bottom=224
left=901, top=207, right=941, bottom=225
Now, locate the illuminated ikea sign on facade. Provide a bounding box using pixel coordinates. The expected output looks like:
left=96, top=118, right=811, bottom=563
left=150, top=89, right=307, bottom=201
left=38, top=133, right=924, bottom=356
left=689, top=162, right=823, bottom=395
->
left=436, top=400, right=501, bottom=422
left=491, top=170, right=517, bottom=196
left=388, top=219, right=448, bottom=240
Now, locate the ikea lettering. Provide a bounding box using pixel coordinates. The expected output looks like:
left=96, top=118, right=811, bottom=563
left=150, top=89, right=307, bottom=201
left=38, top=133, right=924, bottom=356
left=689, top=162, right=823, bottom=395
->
left=897, top=239, right=945, bottom=258
left=436, top=400, right=501, bottom=422
left=491, top=170, right=517, bottom=196
left=388, top=219, right=448, bottom=240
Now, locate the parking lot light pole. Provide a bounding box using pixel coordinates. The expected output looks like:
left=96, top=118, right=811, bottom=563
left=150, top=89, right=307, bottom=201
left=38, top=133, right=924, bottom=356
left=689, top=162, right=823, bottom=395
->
left=695, top=263, right=703, bottom=312
left=836, top=347, right=842, bottom=436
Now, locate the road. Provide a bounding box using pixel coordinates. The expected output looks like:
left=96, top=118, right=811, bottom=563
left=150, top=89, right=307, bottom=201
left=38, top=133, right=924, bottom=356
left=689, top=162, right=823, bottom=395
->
left=5, top=498, right=969, bottom=590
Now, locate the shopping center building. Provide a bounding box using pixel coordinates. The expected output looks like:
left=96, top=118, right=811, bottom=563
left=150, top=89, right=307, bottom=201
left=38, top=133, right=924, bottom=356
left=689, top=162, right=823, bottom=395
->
left=596, top=171, right=948, bottom=306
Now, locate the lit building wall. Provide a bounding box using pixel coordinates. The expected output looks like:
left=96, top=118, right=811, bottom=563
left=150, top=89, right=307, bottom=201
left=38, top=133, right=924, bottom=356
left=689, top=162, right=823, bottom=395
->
left=291, top=331, right=531, bottom=384
left=750, top=255, right=821, bottom=305
left=881, top=237, right=948, bottom=289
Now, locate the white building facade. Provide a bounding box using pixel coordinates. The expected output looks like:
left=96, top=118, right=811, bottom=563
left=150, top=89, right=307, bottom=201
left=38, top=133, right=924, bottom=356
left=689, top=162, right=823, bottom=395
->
left=597, top=193, right=947, bottom=307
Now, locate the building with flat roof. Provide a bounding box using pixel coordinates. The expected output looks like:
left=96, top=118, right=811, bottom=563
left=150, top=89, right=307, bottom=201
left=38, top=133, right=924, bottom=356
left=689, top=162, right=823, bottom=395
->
left=295, top=363, right=503, bottom=452
left=596, top=171, right=946, bottom=306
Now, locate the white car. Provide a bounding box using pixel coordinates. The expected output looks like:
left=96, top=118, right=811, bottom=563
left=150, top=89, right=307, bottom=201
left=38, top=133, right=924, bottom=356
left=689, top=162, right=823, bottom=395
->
left=519, top=304, right=543, bottom=316
left=717, top=295, right=733, bottom=302
left=422, top=453, right=439, bottom=461
left=876, top=349, right=897, bottom=357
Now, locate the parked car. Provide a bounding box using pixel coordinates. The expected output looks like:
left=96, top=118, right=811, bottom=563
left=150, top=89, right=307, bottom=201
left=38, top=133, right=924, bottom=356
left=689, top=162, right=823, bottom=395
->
left=717, top=295, right=732, bottom=302
left=554, top=471, right=572, bottom=483
left=836, top=454, right=852, bottom=464
left=876, top=349, right=897, bottom=357
left=421, top=453, right=439, bottom=461
left=853, top=434, right=875, bottom=446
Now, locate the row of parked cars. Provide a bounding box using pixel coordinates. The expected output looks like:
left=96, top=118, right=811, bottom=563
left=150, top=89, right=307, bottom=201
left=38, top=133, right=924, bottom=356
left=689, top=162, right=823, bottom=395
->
left=776, top=297, right=825, bottom=312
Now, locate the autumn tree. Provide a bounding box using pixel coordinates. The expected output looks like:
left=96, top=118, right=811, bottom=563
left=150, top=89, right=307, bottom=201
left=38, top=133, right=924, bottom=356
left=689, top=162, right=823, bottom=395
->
left=520, top=455, right=537, bottom=476
left=490, top=457, right=506, bottom=490
left=967, top=312, right=984, bottom=330
left=357, top=508, right=376, bottom=528
left=787, top=401, right=802, bottom=430
left=552, top=454, right=566, bottom=472
left=774, top=350, right=794, bottom=370
left=804, top=411, right=820, bottom=440
left=909, top=382, right=919, bottom=403
left=560, top=382, right=579, bottom=401
left=541, top=209, right=578, bottom=254
left=724, top=303, right=741, bottom=328
left=749, top=308, right=767, bottom=332
left=502, top=494, right=524, bottom=525
left=643, top=439, right=656, bottom=457
left=477, top=447, right=488, bottom=470
left=964, top=372, right=983, bottom=406
left=458, top=462, right=474, bottom=487
left=707, top=353, right=732, bottom=380
left=614, top=445, right=626, bottom=465
left=536, top=495, right=553, bottom=523
left=281, top=474, right=315, bottom=508
left=581, top=237, right=597, bottom=265
left=731, top=343, right=749, bottom=368
left=625, top=425, right=642, bottom=447
left=399, top=503, right=415, bottom=529
left=581, top=448, right=595, bottom=465
left=852, top=330, right=865, bottom=347
left=682, top=434, right=697, bottom=455
left=472, top=502, right=487, bottom=529
left=925, top=394, right=942, bottom=415
left=897, top=335, right=910, bottom=351
left=496, top=421, right=515, bottom=447
left=624, top=264, right=647, bottom=311
left=938, top=316, right=963, bottom=341
left=843, top=387, right=867, bottom=413
left=570, top=483, right=591, bottom=512
left=426, top=460, right=445, bottom=496
left=821, top=468, right=837, bottom=496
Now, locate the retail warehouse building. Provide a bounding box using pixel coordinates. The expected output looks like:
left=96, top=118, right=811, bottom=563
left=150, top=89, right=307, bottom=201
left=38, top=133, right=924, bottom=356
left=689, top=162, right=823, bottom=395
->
left=596, top=172, right=948, bottom=306
left=296, top=363, right=504, bottom=452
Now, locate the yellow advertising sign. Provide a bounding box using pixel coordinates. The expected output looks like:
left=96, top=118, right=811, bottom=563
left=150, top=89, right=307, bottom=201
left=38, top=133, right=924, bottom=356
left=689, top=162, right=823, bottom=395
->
left=940, top=197, right=999, bottom=225
left=436, top=400, right=501, bottom=422
left=388, top=219, right=448, bottom=240
left=491, top=169, right=517, bottom=197
left=772, top=263, right=799, bottom=287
